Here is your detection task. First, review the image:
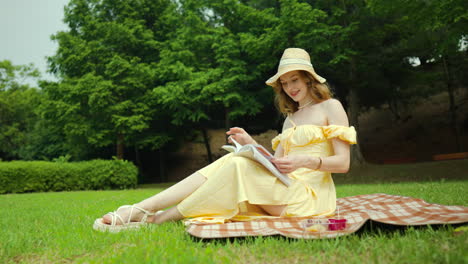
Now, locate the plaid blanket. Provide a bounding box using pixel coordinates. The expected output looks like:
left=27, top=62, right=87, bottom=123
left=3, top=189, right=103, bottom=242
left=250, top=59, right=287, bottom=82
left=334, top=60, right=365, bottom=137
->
left=186, top=193, right=468, bottom=239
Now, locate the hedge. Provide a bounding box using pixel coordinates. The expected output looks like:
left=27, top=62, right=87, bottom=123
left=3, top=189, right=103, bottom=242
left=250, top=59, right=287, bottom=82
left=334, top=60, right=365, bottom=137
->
left=0, top=159, right=138, bottom=194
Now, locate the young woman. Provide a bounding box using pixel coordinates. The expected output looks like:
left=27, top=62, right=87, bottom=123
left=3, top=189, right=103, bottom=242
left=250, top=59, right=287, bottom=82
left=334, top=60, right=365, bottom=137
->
left=93, top=48, right=356, bottom=232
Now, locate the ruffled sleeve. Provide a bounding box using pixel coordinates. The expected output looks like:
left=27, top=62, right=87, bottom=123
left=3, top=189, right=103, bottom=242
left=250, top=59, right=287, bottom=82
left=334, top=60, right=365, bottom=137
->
left=323, top=125, right=357, bottom=144
left=271, top=134, right=282, bottom=151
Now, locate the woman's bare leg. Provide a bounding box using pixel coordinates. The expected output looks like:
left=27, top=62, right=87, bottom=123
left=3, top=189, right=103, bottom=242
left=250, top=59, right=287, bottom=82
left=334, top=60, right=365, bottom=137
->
left=152, top=206, right=184, bottom=224
left=146, top=202, right=287, bottom=225
left=137, top=172, right=206, bottom=211
left=260, top=204, right=287, bottom=216
left=102, top=172, right=206, bottom=224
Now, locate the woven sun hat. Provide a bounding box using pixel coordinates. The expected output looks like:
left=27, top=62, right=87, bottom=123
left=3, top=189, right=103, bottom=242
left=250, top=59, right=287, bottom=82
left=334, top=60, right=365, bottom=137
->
left=266, top=48, right=326, bottom=87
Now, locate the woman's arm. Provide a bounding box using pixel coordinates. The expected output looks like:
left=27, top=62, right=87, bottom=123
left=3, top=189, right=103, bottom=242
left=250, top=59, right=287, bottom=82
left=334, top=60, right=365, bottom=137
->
left=226, top=127, right=257, bottom=145
left=313, top=138, right=350, bottom=173
left=271, top=99, right=352, bottom=174
left=319, top=99, right=351, bottom=173
left=274, top=143, right=285, bottom=158
left=273, top=115, right=293, bottom=158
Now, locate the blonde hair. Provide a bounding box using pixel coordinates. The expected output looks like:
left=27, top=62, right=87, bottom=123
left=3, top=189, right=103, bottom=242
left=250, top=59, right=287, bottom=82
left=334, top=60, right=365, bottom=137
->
left=273, top=71, right=333, bottom=114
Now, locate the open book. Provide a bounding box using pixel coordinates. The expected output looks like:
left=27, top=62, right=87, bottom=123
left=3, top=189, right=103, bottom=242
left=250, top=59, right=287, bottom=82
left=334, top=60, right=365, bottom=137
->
left=222, top=137, right=291, bottom=187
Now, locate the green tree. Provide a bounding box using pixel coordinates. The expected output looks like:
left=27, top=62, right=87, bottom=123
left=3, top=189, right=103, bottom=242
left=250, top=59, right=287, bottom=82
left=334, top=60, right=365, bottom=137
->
left=279, top=0, right=368, bottom=165
left=47, top=0, right=177, bottom=159
left=368, top=0, right=468, bottom=152
left=0, top=60, right=41, bottom=160
left=152, top=0, right=281, bottom=161
left=153, top=0, right=362, bottom=163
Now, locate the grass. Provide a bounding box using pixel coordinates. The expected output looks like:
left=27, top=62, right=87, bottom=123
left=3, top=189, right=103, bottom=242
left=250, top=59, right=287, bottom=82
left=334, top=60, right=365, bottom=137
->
left=1, top=179, right=467, bottom=264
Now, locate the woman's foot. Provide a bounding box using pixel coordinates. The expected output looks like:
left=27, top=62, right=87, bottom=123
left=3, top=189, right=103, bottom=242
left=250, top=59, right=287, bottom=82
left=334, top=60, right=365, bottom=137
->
left=93, top=205, right=162, bottom=232
left=101, top=206, right=155, bottom=225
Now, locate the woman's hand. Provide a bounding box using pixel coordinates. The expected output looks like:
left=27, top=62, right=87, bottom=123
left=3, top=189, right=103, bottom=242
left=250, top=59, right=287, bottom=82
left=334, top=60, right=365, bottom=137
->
left=226, top=127, right=256, bottom=146
left=271, top=155, right=318, bottom=174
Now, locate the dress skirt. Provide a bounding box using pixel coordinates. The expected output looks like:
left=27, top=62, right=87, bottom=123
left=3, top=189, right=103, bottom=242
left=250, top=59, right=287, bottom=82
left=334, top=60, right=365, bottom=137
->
left=176, top=153, right=327, bottom=223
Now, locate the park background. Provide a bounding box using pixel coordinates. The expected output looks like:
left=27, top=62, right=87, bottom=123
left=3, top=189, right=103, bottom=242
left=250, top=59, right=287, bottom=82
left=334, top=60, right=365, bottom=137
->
left=1, top=0, right=467, bottom=185
left=1, top=1, right=467, bottom=263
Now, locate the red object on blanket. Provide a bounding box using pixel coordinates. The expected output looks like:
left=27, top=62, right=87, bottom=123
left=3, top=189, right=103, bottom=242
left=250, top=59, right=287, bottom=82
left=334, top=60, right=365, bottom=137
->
left=328, top=218, right=347, bottom=231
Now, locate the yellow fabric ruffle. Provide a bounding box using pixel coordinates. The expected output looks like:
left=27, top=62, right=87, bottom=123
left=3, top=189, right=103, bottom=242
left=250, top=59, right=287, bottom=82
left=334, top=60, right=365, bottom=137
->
left=272, top=134, right=281, bottom=151
left=271, top=125, right=357, bottom=152
left=323, top=125, right=357, bottom=144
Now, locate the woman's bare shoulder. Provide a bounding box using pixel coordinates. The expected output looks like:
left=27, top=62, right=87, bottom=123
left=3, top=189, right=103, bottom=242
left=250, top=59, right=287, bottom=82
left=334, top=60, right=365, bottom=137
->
left=322, top=98, right=349, bottom=126
left=322, top=98, right=343, bottom=108
left=282, top=115, right=293, bottom=131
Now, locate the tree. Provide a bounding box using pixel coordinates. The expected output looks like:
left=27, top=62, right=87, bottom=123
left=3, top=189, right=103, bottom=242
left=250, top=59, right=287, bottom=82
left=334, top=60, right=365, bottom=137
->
left=290, top=0, right=369, bottom=166
left=368, top=0, right=468, bottom=152
left=47, top=0, right=178, bottom=159
left=0, top=60, right=41, bottom=160
left=152, top=0, right=281, bottom=161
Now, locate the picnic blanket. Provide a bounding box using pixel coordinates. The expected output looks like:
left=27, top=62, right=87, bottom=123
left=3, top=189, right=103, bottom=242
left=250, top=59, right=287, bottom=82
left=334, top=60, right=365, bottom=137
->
left=185, top=193, right=468, bottom=239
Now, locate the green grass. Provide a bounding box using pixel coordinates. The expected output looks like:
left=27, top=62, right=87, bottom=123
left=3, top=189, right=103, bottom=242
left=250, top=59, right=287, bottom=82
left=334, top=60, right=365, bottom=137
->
left=1, top=180, right=467, bottom=264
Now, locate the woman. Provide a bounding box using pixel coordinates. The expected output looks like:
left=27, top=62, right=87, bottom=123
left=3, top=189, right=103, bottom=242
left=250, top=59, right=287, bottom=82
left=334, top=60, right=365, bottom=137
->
left=93, top=48, right=356, bottom=232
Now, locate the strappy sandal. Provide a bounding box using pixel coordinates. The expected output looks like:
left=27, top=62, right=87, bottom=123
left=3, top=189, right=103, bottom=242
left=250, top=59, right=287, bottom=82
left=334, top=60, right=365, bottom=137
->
left=93, top=205, right=162, bottom=233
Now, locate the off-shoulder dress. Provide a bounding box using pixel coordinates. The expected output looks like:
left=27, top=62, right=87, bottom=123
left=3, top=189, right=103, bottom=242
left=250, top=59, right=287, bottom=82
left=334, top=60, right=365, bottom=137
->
left=177, top=120, right=357, bottom=223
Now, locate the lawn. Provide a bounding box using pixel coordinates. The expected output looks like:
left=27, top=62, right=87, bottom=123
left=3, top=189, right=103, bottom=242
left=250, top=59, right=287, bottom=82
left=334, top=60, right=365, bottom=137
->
left=2, top=179, right=467, bottom=264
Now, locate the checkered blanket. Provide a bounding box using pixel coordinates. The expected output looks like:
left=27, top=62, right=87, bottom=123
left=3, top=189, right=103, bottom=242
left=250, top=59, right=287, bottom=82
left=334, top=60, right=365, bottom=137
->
left=185, top=193, right=468, bottom=239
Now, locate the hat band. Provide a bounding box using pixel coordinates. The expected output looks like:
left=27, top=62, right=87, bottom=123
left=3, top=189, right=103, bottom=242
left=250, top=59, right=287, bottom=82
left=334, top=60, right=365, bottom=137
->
left=279, top=58, right=313, bottom=67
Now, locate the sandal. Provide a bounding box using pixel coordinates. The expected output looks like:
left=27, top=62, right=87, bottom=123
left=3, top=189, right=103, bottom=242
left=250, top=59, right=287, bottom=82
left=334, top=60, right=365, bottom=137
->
left=93, top=205, right=162, bottom=233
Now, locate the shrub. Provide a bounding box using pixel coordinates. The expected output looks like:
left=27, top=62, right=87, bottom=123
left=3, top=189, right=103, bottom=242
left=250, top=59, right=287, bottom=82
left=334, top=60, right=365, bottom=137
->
left=0, top=159, right=138, bottom=194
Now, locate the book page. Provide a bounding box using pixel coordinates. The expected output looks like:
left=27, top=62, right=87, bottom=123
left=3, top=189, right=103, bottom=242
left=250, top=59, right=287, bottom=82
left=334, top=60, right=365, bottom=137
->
left=222, top=137, right=291, bottom=186
left=254, top=146, right=273, bottom=160
left=221, top=145, right=237, bottom=153
left=230, top=136, right=242, bottom=150
left=251, top=149, right=291, bottom=186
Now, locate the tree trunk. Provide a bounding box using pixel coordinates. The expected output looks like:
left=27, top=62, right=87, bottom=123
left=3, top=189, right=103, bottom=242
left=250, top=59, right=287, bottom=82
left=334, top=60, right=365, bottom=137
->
left=159, top=148, right=166, bottom=182
left=388, top=86, right=402, bottom=121
left=116, top=133, right=124, bottom=160
left=134, top=146, right=142, bottom=166
left=225, top=107, right=232, bottom=144
left=338, top=1, right=365, bottom=166
left=201, top=128, right=213, bottom=163
left=133, top=146, right=144, bottom=182
left=442, top=56, right=461, bottom=152
left=347, top=60, right=365, bottom=166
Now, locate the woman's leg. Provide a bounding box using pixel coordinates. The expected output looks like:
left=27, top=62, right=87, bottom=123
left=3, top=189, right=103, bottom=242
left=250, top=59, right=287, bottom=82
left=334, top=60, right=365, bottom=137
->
left=259, top=204, right=287, bottom=216
left=137, top=172, right=207, bottom=210
left=102, top=172, right=206, bottom=224
left=152, top=206, right=184, bottom=224
left=148, top=204, right=287, bottom=225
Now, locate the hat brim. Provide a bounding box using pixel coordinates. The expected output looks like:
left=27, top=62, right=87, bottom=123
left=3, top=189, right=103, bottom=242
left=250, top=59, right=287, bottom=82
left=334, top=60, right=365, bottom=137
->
left=266, top=64, right=326, bottom=88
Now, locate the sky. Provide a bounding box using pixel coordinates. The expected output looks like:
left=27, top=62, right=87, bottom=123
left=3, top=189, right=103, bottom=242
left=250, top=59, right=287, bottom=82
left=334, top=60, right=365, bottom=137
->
left=0, top=0, right=69, bottom=85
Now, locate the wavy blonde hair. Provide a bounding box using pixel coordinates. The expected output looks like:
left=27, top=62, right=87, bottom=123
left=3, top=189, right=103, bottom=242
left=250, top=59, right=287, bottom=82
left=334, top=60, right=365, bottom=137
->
left=273, top=71, right=333, bottom=114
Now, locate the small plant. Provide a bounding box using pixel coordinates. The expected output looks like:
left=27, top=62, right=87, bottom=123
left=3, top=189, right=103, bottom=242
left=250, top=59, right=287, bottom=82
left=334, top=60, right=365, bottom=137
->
left=52, top=154, right=72, bottom=163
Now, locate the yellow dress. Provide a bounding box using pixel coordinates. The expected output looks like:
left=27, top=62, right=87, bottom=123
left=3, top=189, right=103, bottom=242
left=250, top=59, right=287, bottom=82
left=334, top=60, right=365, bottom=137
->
left=177, top=122, right=357, bottom=223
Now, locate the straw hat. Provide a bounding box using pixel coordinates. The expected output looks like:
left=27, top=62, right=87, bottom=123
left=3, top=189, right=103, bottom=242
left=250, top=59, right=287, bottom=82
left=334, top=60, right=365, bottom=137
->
left=266, top=48, right=326, bottom=87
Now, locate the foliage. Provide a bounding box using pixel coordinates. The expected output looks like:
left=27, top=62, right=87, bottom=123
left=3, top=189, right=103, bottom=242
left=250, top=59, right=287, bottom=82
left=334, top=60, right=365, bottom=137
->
left=0, top=60, right=42, bottom=160
left=152, top=0, right=345, bottom=132
left=46, top=0, right=178, bottom=159
left=366, top=0, right=468, bottom=105
left=366, top=0, right=468, bottom=151
left=1, top=0, right=466, bottom=167
left=0, top=60, right=40, bottom=91
left=0, top=159, right=138, bottom=194
left=152, top=0, right=275, bottom=127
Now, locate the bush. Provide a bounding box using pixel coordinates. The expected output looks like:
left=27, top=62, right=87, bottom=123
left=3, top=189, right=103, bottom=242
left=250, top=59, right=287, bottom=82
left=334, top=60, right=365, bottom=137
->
left=0, top=159, right=138, bottom=194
